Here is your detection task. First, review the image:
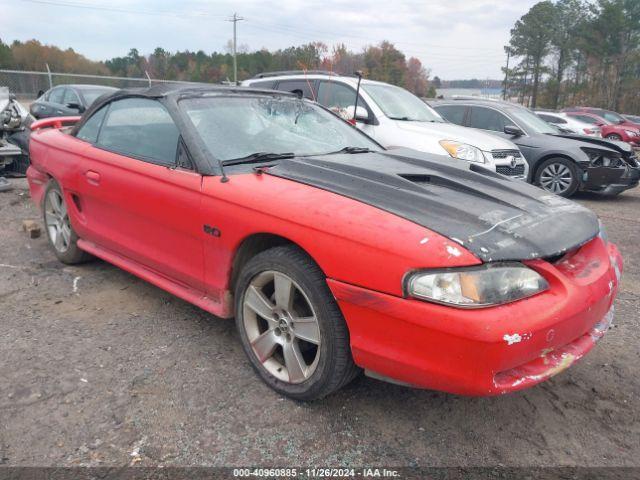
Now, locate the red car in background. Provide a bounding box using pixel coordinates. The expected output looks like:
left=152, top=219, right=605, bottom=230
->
left=26, top=86, right=622, bottom=400
left=568, top=107, right=640, bottom=130
left=564, top=111, right=640, bottom=145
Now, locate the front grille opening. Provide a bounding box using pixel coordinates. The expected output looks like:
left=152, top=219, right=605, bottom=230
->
left=496, top=164, right=526, bottom=176
left=491, top=149, right=522, bottom=159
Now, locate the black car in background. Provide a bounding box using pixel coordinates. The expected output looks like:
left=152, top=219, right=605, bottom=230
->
left=30, top=84, right=117, bottom=119
left=432, top=99, right=640, bottom=197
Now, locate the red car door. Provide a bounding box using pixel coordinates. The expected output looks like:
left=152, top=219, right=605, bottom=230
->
left=73, top=98, right=205, bottom=291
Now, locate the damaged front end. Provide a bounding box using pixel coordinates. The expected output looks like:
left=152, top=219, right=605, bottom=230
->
left=266, top=147, right=623, bottom=395
left=565, top=135, right=640, bottom=195
left=0, top=87, right=33, bottom=176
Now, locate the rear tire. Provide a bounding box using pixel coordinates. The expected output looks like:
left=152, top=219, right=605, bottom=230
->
left=535, top=158, right=580, bottom=197
left=42, top=180, right=91, bottom=264
left=234, top=245, right=360, bottom=400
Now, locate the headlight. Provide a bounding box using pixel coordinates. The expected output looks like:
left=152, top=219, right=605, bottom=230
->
left=624, top=130, right=638, bottom=137
left=406, top=263, right=549, bottom=308
left=581, top=147, right=623, bottom=167
left=439, top=140, right=486, bottom=163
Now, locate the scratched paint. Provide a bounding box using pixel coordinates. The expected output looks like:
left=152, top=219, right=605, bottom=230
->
left=446, top=245, right=462, bottom=257
left=503, top=333, right=522, bottom=345
left=494, top=306, right=615, bottom=393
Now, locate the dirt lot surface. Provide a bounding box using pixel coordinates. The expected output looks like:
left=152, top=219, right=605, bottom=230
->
left=0, top=177, right=639, bottom=468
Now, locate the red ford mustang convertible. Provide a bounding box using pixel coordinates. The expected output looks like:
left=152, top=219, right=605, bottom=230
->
left=27, top=85, right=622, bottom=400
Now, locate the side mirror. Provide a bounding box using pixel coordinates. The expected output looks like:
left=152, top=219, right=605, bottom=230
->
left=346, top=105, right=370, bottom=123
left=504, top=124, right=524, bottom=137
left=66, top=102, right=85, bottom=112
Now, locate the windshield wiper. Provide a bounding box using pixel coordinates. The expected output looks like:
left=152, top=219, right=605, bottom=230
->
left=222, top=152, right=295, bottom=166
left=322, top=146, right=373, bottom=155
left=388, top=116, right=413, bottom=121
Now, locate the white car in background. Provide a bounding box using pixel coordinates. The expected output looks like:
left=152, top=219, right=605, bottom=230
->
left=535, top=111, right=601, bottom=137
left=242, top=72, right=529, bottom=180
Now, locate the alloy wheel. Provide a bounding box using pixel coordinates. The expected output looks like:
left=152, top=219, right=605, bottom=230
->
left=242, top=270, right=321, bottom=384
left=539, top=163, right=573, bottom=194
left=45, top=189, right=71, bottom=253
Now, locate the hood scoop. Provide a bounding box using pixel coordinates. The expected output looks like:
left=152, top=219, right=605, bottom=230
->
left=267, top=148, right=599, bottom=262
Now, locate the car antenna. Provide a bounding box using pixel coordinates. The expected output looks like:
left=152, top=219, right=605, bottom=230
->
left=351, top=70, right=363, bottom=126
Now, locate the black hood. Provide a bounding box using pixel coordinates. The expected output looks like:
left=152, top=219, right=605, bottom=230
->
left=266, top=148, right=599, bottom=262
left=552, top=133, right=633, bottom=155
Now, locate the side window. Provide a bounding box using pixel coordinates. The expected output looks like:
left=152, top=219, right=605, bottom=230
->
left=539, top=113, right=565, bottom=124
left=76, top=106, right=108, bottom=143
left=574, top=115, right=597, bottom=125
left=97, top=98, right=179, bottom=166
left=468, top=107, right=510, bottom=132
left=249, top=80, right=276, bottom=89
left=62, top=88, right=80, bottom=106
left=434, top=105, right=466, bottom=126
left=276, top=80, right=315, bottom=100
left=317, top=81, right=359, bottom=110
left=48, top=88, right=65, bottom=105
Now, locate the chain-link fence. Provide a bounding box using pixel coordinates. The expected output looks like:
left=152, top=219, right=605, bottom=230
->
left=0, top=69, right=212, bottom=104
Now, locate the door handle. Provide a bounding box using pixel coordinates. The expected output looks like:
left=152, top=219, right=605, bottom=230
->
left=85, top=170, right=101, bottom=185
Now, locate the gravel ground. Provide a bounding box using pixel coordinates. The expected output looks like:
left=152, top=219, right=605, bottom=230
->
left=0, top=177, right=638, bottom=468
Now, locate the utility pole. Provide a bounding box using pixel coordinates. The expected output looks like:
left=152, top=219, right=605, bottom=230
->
left=228, top=13, right=244, bottom=85
left=502, top=48, right=511, bottom=100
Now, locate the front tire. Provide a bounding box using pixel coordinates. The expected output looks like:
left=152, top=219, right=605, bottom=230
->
left=43, top=180, right=90, bottom=264
left=535, top=158, right=579, bottom=197
left=234, top=245, right=359, bottom=400
left=605, top=133, right=623, bottom=141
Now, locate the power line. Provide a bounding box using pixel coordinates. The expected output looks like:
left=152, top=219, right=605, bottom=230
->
left=20, top=0, right=228, bottom=19
left=242, top=23, right=505, bottom=60
left=17, top=0, right=507, bottom=76
left=249, top=18, right=502, bottom=53
left=21, top=0, right=503, bottom=54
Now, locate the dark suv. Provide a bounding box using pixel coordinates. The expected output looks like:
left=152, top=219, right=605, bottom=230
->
left=432, top=99, right=639, bottom=197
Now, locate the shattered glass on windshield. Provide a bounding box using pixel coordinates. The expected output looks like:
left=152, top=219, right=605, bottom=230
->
left=180, top=95, right=379, bottom=162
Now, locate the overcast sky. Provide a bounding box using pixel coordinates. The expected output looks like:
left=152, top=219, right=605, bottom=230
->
left=2, top=0, right=540, bottom=79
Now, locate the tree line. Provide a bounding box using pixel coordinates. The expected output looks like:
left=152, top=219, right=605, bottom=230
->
left=0, top=38, right=434, bottom=97
left=505, top=0, right=640, bottom=113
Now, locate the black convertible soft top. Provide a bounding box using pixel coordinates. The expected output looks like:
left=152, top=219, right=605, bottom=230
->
left=69, top=84, right=299, bottom=175
left=71, top=84, right=296, bottom=135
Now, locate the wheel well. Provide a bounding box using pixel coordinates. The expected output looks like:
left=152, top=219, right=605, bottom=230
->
left=532, top=154, right=580, bottom=180
left=230, top=233, right=299, bottom=291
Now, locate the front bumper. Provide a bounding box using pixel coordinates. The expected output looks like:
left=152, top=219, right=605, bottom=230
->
left=485, top=150, right=528, bottom=180
left=329, top=237, right=621, bottom=396
left=582, top=164, right=640, bottom=194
